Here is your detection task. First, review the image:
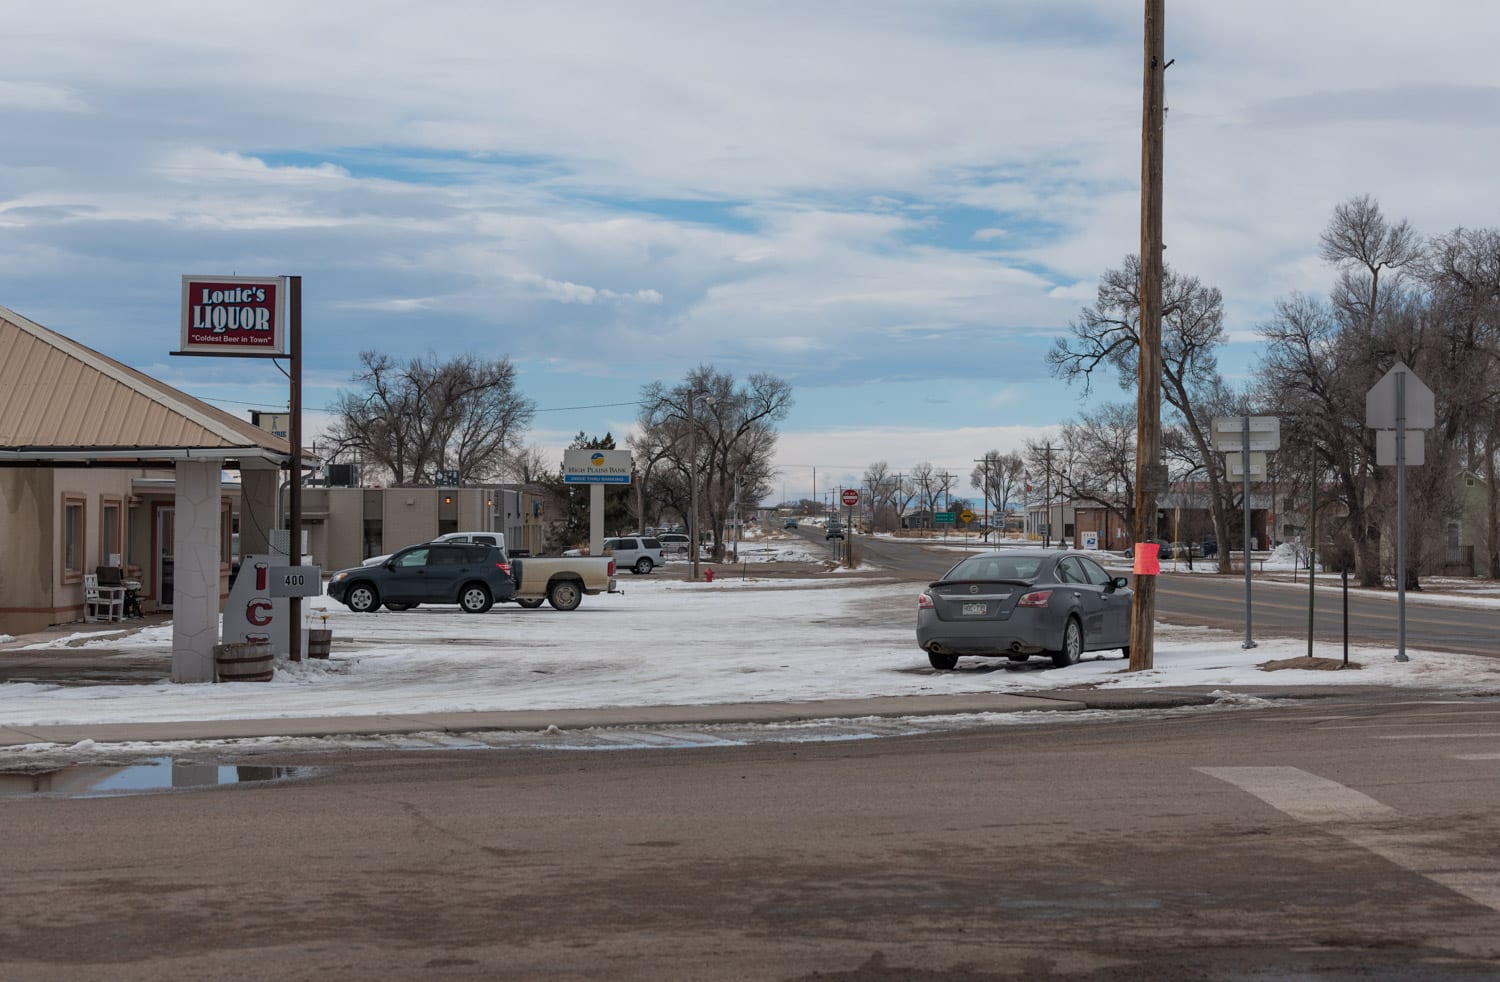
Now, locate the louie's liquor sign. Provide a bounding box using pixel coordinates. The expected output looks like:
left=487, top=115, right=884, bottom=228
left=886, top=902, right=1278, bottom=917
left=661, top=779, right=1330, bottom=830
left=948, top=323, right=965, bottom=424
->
left=178, top=274, right=286, bottom=356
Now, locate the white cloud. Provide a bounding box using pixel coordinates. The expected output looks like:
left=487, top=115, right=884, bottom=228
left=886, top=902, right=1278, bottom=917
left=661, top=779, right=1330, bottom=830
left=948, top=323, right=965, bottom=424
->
left=6, top=0, right=1500, bottom=481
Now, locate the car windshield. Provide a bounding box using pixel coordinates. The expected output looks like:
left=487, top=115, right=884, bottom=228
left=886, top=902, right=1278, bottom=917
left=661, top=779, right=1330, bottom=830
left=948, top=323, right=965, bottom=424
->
left=944, top=555, right=1041, bottom=581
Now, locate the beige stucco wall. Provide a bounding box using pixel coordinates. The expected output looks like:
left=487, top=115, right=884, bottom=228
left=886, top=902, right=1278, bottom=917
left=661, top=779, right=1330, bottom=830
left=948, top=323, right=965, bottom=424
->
left=0, top=468, right=150, bottom=635
left=315, top=487, right=367, bottom=573
left=383, top=489, right=440, bottom=557
left=0, top=469, right=55, bottom=635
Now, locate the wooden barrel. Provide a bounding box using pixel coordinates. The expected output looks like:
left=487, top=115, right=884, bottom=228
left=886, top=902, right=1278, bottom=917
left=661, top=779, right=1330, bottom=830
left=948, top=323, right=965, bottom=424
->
left=214, top=642, right=274, bottom=682
left=306, top=629, right=333, bottom=659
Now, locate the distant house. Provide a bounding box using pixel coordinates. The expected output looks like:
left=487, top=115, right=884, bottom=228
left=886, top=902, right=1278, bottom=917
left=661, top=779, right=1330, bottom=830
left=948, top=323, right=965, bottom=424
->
left=1442, top=470, right=1491, bottom=577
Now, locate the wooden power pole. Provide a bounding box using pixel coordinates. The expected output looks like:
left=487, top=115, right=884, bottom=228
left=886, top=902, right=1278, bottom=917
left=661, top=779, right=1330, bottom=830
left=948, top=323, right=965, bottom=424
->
left=1130, top=0, right=1166, bottom=672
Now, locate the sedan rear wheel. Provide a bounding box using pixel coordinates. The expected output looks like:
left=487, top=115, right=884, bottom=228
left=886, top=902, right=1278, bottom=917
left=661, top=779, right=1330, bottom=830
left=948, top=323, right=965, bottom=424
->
left=459, top=583, right=493, bottom=614
left=1050, top=617, right=1083, bottom=668
left=384, top=602, right=414, bottom=612
left=927, top=651, right=958, bottom=670
left=516, top=598, right=545, bottom=609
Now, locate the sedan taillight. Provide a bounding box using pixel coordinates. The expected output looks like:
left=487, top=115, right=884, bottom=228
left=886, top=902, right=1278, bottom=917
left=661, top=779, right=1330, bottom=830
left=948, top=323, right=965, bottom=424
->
left=1017, top=590, right=1051, bottom=607
left=917, top=592, right=934, bottom=610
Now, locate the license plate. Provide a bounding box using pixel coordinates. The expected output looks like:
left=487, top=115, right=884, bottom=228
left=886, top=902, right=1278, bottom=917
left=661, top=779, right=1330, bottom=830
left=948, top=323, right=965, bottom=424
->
left=962, top=602, right=987, bottom=616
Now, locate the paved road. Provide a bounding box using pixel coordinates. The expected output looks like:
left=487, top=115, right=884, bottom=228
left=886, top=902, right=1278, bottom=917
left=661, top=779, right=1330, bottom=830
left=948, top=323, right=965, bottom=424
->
left=6, top=693, right=1500, bottom=979
left=825, top=531, right=1500, bottom=658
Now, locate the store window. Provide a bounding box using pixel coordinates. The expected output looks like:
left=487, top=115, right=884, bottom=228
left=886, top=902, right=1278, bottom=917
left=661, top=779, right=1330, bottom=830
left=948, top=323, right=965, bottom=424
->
left=126, top=499, right=142, bottom=569
left=101, top=497, right=122, bottom=567
left=221, top=500, right=233, bottom=568
left=63, top=495, right=86, bottom=582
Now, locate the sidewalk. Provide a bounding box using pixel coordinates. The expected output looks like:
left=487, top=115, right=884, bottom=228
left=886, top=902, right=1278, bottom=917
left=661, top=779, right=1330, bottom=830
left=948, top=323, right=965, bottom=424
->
left=0, top=685, right=1388, bottom=749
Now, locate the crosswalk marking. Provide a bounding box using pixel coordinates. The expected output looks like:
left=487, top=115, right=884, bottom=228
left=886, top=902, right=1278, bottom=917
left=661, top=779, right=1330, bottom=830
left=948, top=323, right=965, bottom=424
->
left=1195, top=766, right=1395, bottom=822
left=1374, top=732, right=1500, bottom=740
left=1198, top=765, right=1500, bottom=915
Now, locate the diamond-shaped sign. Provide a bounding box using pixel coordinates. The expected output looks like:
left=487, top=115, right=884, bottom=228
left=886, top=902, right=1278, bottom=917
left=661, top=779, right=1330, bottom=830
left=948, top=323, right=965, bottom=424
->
left=1366, top=360, right=1435, bottom=430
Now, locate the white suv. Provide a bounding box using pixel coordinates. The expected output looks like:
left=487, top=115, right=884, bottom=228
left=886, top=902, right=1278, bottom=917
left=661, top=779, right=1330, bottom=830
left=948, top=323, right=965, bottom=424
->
left=363, top=530, right=506, bottom=567
left=603, top=536, right=666, bottom=574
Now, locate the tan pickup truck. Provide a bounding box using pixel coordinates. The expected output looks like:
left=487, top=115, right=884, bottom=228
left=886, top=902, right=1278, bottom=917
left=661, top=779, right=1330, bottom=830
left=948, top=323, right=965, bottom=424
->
left=508, top=555, right=619, bottom=611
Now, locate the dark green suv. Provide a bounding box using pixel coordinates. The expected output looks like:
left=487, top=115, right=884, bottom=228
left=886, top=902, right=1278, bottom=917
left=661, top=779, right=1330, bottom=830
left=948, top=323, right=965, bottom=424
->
left=328, top=543, right=516, bottom=613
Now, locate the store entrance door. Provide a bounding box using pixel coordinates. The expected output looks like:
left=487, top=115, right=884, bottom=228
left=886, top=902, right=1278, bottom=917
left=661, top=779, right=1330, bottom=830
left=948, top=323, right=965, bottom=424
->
left=156, top=507, right=175, bottom=610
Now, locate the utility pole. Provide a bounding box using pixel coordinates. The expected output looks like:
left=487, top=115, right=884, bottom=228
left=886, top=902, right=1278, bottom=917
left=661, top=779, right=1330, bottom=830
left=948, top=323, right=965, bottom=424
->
left=1130, top=0, right=1167, bottom=672
left=1040, top=444, right=1058, bottom=548
left=974, top=457, right=991, bottom=539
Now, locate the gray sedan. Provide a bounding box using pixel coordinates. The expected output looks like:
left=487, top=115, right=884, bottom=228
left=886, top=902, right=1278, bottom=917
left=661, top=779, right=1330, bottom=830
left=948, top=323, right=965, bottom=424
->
left=915, top=550, right=1132, bottom=670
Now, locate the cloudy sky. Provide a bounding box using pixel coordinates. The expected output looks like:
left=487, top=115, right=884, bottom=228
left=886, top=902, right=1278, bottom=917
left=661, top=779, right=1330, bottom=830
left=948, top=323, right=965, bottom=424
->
left=5, top=1, right=1498, bottom=504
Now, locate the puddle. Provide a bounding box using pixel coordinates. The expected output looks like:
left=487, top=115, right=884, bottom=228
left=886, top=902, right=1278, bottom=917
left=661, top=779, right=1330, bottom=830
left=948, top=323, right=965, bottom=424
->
left=0, top=757, right=308, bottom=799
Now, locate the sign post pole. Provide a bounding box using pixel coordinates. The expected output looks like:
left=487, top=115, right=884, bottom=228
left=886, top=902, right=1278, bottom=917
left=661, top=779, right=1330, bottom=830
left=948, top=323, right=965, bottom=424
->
left=288, top=276, right=302, bottom=661
left=1241, top=415, right=1255, bottom=649
left=1396, top=371, right=1408, bottom=662
left=1365, top=360, right=1432, bottom=663
left=841, top=488, right=860, bottom=568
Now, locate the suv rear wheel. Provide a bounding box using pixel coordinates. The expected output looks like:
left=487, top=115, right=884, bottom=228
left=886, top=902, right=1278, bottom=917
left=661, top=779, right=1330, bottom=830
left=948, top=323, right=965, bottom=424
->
left=633, top=557, right=654, bottom=574
left=459, top=583, right=493, bottom=614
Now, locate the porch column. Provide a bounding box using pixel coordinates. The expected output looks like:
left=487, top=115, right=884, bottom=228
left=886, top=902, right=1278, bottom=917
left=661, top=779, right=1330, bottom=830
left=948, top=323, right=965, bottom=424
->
left=171, top=458, right=222, bottom=683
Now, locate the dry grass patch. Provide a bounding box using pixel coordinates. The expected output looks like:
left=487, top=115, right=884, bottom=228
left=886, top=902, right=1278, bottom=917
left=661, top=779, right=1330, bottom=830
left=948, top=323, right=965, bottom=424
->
left=1259, top=656, right=1362, bottom=672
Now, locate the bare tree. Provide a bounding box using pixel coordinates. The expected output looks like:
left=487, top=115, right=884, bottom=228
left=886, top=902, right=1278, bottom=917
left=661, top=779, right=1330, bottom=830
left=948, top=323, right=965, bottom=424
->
left=862, top=461, right=901, bottom=533
left=501, top=445, right=551, bottom=485
left=637, top=366, right=793, bottom=560
left=1321, top=193, right=1423, bottom=330
left=1047, top=256, right=1240, bottom=570
left=1423, top=226, right=1500, bottom=576
left=326, top=351, right=534, bottom=486
left=970, top=451, right=1025, bottom=531
left=1058, top=405, right=1138, bottom=538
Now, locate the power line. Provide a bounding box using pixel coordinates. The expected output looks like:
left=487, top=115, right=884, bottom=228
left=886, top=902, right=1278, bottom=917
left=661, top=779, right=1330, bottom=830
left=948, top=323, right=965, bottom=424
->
left=189, top=394, right=644, bottom=414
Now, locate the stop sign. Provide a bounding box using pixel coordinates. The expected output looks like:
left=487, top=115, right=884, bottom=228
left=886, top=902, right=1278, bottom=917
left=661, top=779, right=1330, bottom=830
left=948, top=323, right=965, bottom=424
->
left=841, top=489, right=859, bottom=506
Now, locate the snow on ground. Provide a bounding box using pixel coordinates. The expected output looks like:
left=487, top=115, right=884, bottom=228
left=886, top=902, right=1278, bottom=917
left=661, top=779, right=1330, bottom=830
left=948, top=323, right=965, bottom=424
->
left=3, top=574, right=1498, bottom=730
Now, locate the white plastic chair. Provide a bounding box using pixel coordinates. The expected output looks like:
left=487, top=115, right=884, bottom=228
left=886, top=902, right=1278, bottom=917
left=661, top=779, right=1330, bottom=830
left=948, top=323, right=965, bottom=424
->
left=83, top=573, right=125, bottom=623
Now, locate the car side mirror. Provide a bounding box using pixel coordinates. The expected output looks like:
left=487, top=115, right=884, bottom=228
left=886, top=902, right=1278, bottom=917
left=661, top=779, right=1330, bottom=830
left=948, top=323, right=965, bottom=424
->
left=1109, top=576, right=1129, bottom=591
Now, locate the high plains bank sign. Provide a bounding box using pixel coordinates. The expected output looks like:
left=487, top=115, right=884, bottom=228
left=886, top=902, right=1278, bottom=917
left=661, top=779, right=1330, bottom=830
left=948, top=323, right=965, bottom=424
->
left=563, top=449, right=633, bottom=484
left=179, top=275, right=286, bottom=355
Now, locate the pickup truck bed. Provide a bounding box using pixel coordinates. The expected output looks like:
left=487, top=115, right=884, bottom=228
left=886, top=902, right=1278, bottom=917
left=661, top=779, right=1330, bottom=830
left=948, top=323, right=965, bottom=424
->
left=509, top=556, right=619, bottom=610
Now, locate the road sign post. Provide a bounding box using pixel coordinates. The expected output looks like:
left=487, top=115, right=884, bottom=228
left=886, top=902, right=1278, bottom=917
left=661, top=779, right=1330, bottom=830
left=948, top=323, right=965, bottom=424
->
left=1213, top=416, right=1280, bottom=650
left=1366, top=361, right=1435, bottom=663
left=841, top=489, right=859, bottom=567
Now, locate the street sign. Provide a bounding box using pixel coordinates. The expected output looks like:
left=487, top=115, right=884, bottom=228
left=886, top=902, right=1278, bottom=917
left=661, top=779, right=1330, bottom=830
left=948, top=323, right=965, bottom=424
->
left=841, top=489, right=860, bottom=506
left=1211, top=416, right=1280, bottom=452
left=1227, top=451, right=1267, bottom=477
left=269, top=566, right=323, bottom=598
left=934, top=511, right=956, bottom=525
left=562, top=449, right=633, bottom=484
left=959, top=508, right=975, bottom=524
left=1366, top=360, right=1435, bottom=430
left=1376, top=430, right=1425, bottom=466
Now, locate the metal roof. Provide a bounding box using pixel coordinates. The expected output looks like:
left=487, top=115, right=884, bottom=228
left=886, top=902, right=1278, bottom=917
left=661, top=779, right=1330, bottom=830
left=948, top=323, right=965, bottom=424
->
left=0, top=304, right=293, bottom=466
